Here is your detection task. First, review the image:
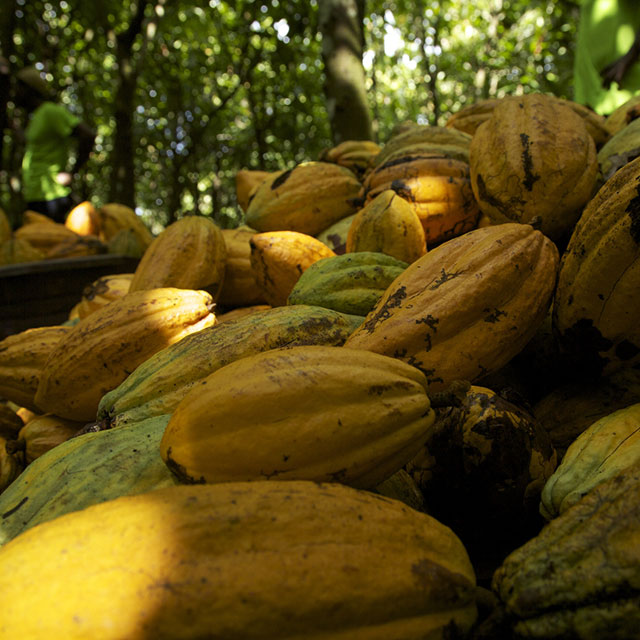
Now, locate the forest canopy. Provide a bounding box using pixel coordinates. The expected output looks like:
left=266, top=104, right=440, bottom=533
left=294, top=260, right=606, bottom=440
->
left=1, top=0, right=580, bottom=231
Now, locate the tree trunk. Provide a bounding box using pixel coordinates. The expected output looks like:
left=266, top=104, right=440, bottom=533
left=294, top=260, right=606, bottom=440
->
left=108, top=0, right=149, bottom=207
left=318, top=0, right=373, bottom=144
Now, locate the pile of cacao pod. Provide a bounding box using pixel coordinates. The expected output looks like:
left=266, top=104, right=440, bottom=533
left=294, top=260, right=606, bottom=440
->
left=0, top=91, right=639, bottom=639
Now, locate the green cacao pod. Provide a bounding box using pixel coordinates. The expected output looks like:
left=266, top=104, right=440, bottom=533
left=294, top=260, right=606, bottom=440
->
left=540, top=402, right=640, bottom=520
left=491, top=463, right=640, bottom=639
left=287, top=251, right=408, bottom=316
left=0, top=415, right=176, bottom=548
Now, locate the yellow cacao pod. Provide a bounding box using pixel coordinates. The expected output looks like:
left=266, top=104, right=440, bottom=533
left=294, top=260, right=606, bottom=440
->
left=245, top=161, right=362, bottom=236
left=346, top=189, right=427, bottom=262
left=0, top=480, right=477, bottom=639
left=35, top=288, right=216, bottom=422
left=0, top=326, right=72, bottom=411
left=250, top=230, right=336, bottom=306
left=160, top=345, right=435, bottom=489
left=129, top=215, right=227, bottom=299
left=345, top=223, right=559, bottom=391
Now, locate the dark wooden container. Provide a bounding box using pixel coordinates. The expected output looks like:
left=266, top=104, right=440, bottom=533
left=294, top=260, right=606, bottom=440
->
left=0, top=255, right=139, bottom=339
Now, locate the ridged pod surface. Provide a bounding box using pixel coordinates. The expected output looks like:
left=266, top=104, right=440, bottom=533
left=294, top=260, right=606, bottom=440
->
left=597, top=117, right=640, bottom=184
left=288, top=252, right=408, bottom=316
left=0, top=436, right=22, bottom=494
left=217, top=226, right=267, bottom=307
left=129, top=215, right=227, bottom=299
left=345, top=223, right=559, bottom=391
left=160, top=345, right=435, bottom=488
left=0, top=237, right=45, bottom=265
left=245, top=161, right=362, bottom=236
left=540, top=403, right=640, bottom=520
left=363, top=155, right=480, bottom=246
left=8, top=413, right=82, bottom=464
left=375, top=125, right=472, bottom=167
left=447, top=97, right=610, bottom=148
left=0, top=415, right=176, bottom=547
left=445, top=99, right=501, bottom=136
left=408, top=385, right=556, bottom=517
left=97, top=305, right=363, bottom=428
left=13, top=221, right=79, bottom=252
left=492, top=464, right=640, bottom=639
left=553, top=155, right=640, bottom=379
left=73, top=273, right=134, bottom=319
left=346, top=190, right=427, bottom=262
left=235, top=169, right=273, bottom=212
left=0, top=480, right=477, bottom=640
left=469, top=93, right=598, bottom=244
left=250, top=230, right=336, bottom=306
left=35, top=288, right=216, bottom=422
left=97, top=203, right=153, bottom=250
left=0, top=326, right=71, bottom=411
left=319, top=139, right=382, bottom=178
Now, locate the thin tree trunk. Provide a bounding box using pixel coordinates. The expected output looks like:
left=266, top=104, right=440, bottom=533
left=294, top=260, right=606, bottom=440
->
left=318, top=0, right=372, bottom=144
left=415, top=0, right=442, bottom=126
left=108, top=0, right=149, bottom=207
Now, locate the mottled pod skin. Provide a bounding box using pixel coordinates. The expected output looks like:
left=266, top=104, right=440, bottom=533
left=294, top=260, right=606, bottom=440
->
left=406, top=385, right=556, bottom=576
left=345, top=223, right=558, bottom=392
left=249, top=230, right=336, bottom=306
left=469, top=93, right=598, bottom=245
left=160, top=345, right=435, bottom=489
left=0, top=415, right=176, bottom=547
left=97, top=305, right=363, bottom=428
left=35, top=288, right=216, bottom=422
left=129, top=215, right=227, bottom=300
left=245, top=161, right=362, bottom=236
left=346, top=190, right=427, bottom=263
left=553, top=154, right=640, bottom=379
left=0, top=481, right=477, bottom=640
left=363, top=156, right=480, bottom=246
left=492, top=464, right=640, bottom=639
left=288, top=251, right=408, bottom=317
left=0, top=325, right=71, bottom=412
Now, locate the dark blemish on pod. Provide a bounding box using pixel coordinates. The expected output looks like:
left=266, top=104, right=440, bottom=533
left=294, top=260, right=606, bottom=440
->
left=520, top=133, right=540, bottom=191
left=271, top=168, right=294, bottom=190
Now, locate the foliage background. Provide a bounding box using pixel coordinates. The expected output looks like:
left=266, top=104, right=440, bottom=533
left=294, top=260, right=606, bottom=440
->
left=1, top=0, right=580, bottom=231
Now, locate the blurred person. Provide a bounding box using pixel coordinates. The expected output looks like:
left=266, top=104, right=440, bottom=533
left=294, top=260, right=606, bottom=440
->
left=13, top=65, right=95, bottom=223
left=574, top=0, right=640, bottom=115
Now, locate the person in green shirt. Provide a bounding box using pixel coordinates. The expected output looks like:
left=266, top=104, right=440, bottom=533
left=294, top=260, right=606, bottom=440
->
left=14, top=66, right=95, bottom=223
left=574, top=0, right=640, bottom=116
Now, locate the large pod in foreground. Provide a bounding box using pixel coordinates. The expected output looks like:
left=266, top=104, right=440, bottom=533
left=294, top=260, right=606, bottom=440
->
left=160, top=345, right=434, bottom=489
left=0, top=481, right=477, bottom=640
